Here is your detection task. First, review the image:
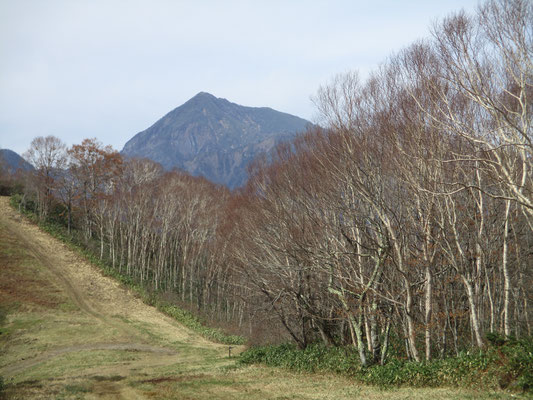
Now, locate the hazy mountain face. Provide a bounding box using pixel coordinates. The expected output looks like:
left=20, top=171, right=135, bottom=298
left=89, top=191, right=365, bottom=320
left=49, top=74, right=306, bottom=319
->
left=121, top=92, right=311, bottom=188
left=0, top=149, right=34, bottom=173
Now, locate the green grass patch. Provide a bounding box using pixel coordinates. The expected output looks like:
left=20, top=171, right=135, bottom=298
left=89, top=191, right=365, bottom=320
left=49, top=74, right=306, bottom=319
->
left=156, top=304, right=245, bottom=346
left=18, top=349, right=140, bottom=383
left=0, top=313, right=44, bottom=343
left=63, top=383, right=92, bottom=394
left=240, top=337, right=533, bottom=394
left=91, top=375, right=124, bottom=382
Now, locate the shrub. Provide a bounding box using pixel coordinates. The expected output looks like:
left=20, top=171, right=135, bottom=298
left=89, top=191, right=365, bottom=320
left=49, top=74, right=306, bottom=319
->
left=240, top=343, right=358, bottom=374
left=240, top=340, right=532, bottom=393
left=501, top=337, right=533, bottom=391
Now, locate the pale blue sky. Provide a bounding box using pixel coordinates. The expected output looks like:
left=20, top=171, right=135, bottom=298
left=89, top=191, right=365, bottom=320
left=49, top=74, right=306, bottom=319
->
left=0, top=0, right=480, bottom=155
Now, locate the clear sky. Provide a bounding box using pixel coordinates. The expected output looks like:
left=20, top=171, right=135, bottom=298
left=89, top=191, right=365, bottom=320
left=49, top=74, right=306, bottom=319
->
left=1, top=0, right=480, bottom=155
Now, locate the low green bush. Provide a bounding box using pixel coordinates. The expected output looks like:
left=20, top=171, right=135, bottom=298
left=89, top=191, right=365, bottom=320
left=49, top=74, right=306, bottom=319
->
left=240, top=339, right=532, bottom=393
left=359, top=351, right=496, bottom=388
left=240, top=343, right=358, bottom=374
left=498, top=336, right=533, bottom=391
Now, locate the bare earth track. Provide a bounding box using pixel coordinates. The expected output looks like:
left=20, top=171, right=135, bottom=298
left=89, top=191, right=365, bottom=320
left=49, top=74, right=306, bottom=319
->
left=0, top=197, right=226, bottom=399
left=0, top=197, right=520, bottom=399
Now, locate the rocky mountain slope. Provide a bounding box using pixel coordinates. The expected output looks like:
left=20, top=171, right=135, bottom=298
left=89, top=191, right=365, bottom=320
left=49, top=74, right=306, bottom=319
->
left=121, top=92, right=311, bottom=188
left=0, top=149, right=34, bottom=173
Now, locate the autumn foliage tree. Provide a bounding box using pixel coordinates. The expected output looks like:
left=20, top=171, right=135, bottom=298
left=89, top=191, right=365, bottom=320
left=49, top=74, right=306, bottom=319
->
left=225, top=0, right=532, bottom=363
left=68, top=138, right=123, bottom=248
left=17, top=0, right=532, bottom=366
left=23, top=135, right=66, bottom=219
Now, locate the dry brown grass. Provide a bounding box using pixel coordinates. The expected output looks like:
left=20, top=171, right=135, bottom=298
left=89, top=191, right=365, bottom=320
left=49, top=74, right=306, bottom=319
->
left=0, top=197, right=522, bottom=399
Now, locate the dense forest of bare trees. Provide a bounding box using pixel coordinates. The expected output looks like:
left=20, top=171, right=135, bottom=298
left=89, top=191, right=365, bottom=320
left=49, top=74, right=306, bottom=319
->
left=10, top=0, right=531, bottom=366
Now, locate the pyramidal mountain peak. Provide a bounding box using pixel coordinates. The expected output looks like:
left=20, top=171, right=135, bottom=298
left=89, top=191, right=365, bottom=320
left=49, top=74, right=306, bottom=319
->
left=0, top=148, right=34, bottom=173
left=121, top=93, right=311, bottom=188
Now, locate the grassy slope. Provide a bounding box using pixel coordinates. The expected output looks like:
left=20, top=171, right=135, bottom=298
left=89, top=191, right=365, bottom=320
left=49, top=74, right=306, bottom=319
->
left=0, top=199, right=523, bottom=399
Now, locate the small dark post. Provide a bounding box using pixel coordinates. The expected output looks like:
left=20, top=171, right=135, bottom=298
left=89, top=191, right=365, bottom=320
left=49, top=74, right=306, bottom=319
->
left=228, top=346, right=233, bottom=358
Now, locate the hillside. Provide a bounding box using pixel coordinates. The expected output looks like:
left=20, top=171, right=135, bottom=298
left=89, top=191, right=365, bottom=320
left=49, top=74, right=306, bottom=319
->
left=0, top=197, right=509, bottom=399
left=0, top=149, right=34, bottom=173
left=121, top=92, right=311, bottom=188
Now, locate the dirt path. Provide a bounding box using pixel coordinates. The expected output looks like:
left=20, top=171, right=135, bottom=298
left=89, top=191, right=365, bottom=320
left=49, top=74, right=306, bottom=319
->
left=0, top=198, right=518, bottom=400
left=0, top=198, right=228, bottom=398
left=1, top=199, right=215, bottom=345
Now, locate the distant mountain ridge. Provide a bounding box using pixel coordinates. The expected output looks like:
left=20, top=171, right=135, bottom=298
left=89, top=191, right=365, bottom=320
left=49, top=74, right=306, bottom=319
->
left=121, top=92, right=311, bottom=188
left=0, top=149, right=34, bottom=173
